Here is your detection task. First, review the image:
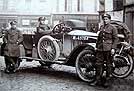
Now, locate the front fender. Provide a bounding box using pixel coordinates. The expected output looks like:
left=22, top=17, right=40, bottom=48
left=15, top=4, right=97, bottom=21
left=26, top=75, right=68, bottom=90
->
left=66, top=43, right=95, bottom=66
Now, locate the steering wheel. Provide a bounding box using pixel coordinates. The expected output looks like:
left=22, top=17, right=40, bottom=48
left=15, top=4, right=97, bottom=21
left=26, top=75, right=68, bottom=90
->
left=52, top=23, right=65, bottom=34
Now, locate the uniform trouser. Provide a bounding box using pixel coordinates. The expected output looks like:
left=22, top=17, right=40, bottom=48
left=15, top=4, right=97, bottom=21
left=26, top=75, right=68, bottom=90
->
left=95, top=51, right=113, bottom=81
left=4, top=56, right=18, bottom=69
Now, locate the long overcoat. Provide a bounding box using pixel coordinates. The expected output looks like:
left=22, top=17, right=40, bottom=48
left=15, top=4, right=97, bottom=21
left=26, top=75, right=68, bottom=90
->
left=3, top=28, right=23, bottom=57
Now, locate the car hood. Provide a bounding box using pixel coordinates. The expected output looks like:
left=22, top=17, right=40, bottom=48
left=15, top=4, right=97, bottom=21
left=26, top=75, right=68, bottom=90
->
left=64, top=19, right=86, bottom=28
left=68, top=30, right=98, bottom=37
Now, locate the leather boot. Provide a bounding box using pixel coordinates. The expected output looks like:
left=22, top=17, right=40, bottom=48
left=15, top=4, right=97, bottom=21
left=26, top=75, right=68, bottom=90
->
left=102, top=77, right=111, bottom=88
left=4, top=65, right=10, bottom=73
left=90, top=80, right=102, bottom=86
left=90, top=65, right=103, bottom=86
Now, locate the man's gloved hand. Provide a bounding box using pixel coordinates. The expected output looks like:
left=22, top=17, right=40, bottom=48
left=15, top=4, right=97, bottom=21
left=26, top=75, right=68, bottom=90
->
left=111, top=49, right=115, bottom=55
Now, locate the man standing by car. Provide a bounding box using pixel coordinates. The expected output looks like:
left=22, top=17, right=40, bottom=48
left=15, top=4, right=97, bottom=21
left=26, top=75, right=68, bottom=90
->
left=91, top=14, right=118, bottom=88
left=3, top=21, right=23, bottom=73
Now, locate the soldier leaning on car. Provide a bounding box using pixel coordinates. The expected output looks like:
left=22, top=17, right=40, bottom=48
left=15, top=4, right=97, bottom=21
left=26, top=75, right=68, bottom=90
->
left=91, top=14, right=118, bottom=88
left=3, top=21, right=23, bottom=73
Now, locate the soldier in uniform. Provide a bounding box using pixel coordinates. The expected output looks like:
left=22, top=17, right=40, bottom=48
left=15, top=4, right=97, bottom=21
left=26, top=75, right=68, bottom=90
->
left=91, top=14, right=118, bottom=87
left=35, top=17, right=50, bottom=45
left=36, top=17, right=50, bottom=34
left=3, top=21, right=23, bottom=73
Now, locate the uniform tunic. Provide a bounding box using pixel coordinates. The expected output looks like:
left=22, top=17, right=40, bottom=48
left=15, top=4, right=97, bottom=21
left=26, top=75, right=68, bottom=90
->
left=96, top=24, right=118, bottom=51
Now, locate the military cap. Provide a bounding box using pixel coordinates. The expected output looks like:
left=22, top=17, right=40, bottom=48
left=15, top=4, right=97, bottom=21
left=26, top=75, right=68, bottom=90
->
left=38, top=17, right=46, bottom=21
left=102, top=13, right=111, bottom=20
left=10, top=20, right=17, bottom=25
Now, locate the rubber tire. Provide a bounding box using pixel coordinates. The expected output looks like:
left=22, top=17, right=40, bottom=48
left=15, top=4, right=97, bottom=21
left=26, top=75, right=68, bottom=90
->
left=112, top=54, right=133, bottom=78
left=75, top=50, right=96, bottom=83
left=37, top=35, right=60, bottom=64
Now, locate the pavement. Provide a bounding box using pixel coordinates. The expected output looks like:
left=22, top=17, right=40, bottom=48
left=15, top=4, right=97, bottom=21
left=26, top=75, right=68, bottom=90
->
left=0, top=56, right=134, bottom=91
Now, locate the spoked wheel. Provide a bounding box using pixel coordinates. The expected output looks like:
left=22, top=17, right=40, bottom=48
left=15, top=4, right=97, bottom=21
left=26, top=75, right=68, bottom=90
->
left=112, top=53, right=133, bottom=78
left=37, top=36, right=60, bottom=65
left=76, top=50, right=96, bottom=83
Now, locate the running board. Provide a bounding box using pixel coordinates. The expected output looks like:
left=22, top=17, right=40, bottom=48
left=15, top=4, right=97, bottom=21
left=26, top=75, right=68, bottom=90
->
left=19, top=57, right=66, bottom=64
left=58, top=57, right=66, bottom=61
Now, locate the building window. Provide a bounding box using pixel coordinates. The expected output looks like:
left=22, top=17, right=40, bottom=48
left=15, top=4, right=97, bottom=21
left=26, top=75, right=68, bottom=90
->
left=0, top=0, right=4, bottom=10
left=65, top=0, right=67, bottom=11
left=77, top=0, right=80, bottom=11
left=113, top=0, right=123, bottom=11
left=8, top=0, right=17, bottom=10
left=40, top=0, right=46, bottom=2
left=25, top=0, right=31, bottom=10
left=25, top=0, right=31, bottom=2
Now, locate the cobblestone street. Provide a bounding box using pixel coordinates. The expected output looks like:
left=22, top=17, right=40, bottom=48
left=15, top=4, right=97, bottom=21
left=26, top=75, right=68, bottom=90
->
left=0, top=57, right=134, bottom=91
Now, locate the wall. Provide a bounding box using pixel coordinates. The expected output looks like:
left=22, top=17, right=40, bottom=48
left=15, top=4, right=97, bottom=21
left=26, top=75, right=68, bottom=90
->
left=125, top=0, right=134, bottom=5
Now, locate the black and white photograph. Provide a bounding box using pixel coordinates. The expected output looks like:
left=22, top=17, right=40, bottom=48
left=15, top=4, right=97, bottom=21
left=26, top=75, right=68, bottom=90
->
left=0, top=0, right=134, bottom=91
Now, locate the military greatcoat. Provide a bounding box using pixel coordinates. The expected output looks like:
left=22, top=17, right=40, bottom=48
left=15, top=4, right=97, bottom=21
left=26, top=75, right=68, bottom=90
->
left=3, top=28, right=23, bottom=57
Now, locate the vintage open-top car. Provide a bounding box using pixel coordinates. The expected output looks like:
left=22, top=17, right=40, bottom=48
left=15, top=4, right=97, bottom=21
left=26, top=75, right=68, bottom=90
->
left=20, top=19, right=97, bottom=65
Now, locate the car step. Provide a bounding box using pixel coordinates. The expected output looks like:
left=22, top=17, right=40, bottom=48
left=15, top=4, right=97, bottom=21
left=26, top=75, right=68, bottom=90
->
left=58, top=57, right=66, bottom=61
left=19, top=57, right=66, bottom=64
